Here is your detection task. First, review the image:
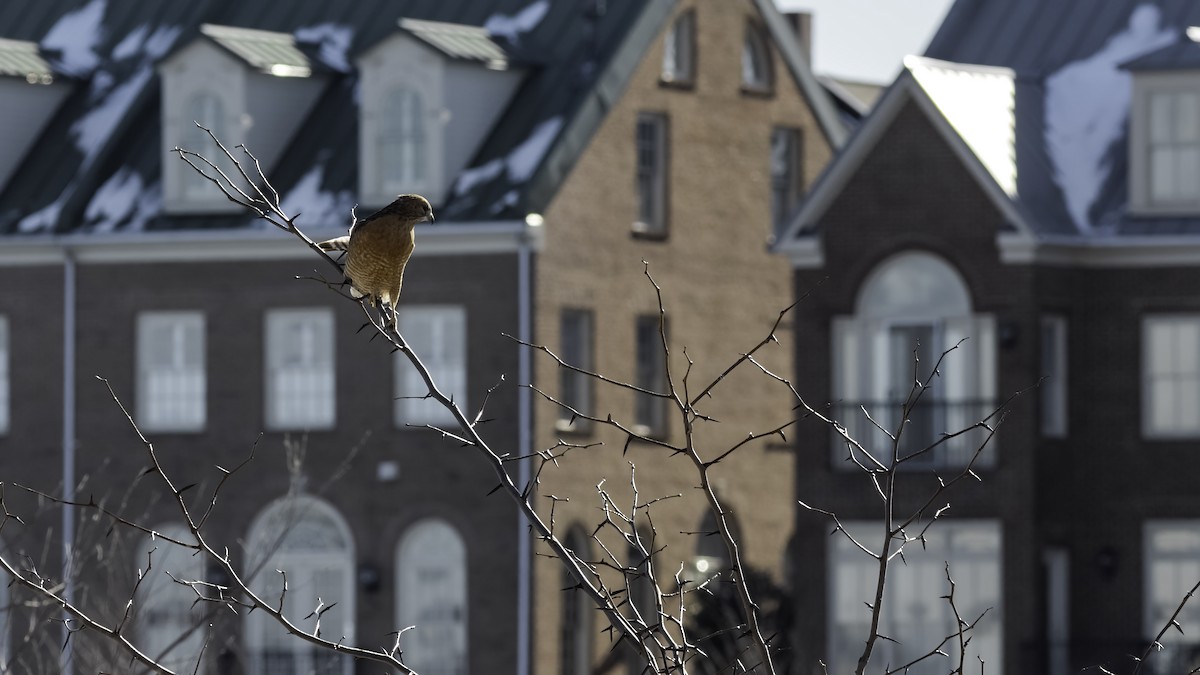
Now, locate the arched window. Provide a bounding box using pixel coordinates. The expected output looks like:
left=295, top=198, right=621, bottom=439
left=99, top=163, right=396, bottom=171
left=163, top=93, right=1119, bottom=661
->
left=182, top=93, right=225, bottom=198
left=381, top=87, right=427, bottom=192
left=243, top=495, right=355, bottom=675
left=741, top=24, right=772, bottom=92
left=661, top=10, right=696, bottom=85
left=832, top=251, right=996, bottom=469
left=560, top=527, right=592, bottom=675
left=396, top=518, right=468, bottom=675
left=135, top=523, right=207, bottom=671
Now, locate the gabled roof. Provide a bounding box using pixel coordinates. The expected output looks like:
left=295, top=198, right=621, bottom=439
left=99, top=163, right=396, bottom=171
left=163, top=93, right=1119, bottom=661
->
left=0, top=0, right=843, bottom=236
left=775, top=56, right=1030, bottom=260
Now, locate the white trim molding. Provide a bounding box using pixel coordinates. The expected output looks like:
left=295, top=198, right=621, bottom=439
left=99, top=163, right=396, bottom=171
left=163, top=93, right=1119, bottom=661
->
left=0, top=221, right=541, bottom=266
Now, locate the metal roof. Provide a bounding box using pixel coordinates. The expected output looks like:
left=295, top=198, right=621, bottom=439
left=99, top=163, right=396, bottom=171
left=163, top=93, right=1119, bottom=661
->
left=199, top=23, right=313, bottom=76
left=0, top=37, right=55, bottom=80
left=0, top=0, right=844, bottom=235
left=397, top=18, right=510, bottom=69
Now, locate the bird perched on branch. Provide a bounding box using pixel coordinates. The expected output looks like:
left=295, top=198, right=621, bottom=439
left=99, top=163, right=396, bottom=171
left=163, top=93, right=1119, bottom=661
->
left=318, top=194, right=433, bottom=326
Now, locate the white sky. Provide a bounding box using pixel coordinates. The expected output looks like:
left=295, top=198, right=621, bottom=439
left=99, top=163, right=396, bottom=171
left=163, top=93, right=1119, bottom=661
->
left=774, top=0, right=957, bottom=84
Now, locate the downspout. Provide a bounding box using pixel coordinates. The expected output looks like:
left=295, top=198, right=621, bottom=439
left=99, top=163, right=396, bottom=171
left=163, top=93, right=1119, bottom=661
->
left=61, top=247, right=76, bottom=674
left=516, top=215, right=541, bottom=675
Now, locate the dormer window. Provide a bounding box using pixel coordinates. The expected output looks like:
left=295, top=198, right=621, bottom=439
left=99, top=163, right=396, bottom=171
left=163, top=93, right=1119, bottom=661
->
left=159, top=24, right=328, bottom=215
left=661, top=10, right=696, bottom=86
left=1126, top=30, right=1200, bottom=214
left=181, top=93, right=225, bottom=199
left=1147, top=91, right=1200, bottom=204
left=741, top=23, right=773, bottom=94
left=381, top=87, right=428, bottom=193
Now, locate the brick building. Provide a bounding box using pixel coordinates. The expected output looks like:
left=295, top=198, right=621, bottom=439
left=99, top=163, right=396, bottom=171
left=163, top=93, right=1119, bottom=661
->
left=0, top=0, right=842, bottom=672
left=776, top=1, right=1200, bottom=673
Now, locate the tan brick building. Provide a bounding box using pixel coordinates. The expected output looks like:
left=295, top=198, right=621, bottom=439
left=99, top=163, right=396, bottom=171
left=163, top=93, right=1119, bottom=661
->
left=530, top=1, right=840, bottom=672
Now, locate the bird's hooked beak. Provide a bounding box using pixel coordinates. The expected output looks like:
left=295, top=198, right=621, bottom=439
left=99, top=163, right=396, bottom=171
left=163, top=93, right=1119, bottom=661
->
left=425, top=212, right=435, bottom=223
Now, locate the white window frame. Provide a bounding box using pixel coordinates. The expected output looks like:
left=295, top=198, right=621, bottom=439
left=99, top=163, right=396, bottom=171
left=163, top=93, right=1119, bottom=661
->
left=264, top=308, right=335, bottom=431
left=828, top=520, right=1004, bottom=674
left=633, top=112, right=669, bottom=237
left=396, top=519, right=468, bottom=675
left=244, top=495, right=355, bottom=675
left=741, top=24, right=773, bottom=92
left=1130, top=73, right=1200, bottom=214
left=1145, top=520, right=1200, bottom=671
left=0, top=317, right=10, bottom=436
left=136, top=523, right=207, bottom=671
left=661, top=10, right=696, bottom=85
left=832, top=251, right=996, bottom=469
left=380, top=86, right=428, bottom=194
left=557, top=308, right=594, bottom=432
left=634, top=314, right=668, bottom=437
left=395, top=305, right=467, bottom=426
left=1142, top=314, right=1200, bottom=438
left=770, top=126, right=803, bottom=234
left=137, top=311, right=205, bottom=433
left=1040, top=315, right=1068, bottom=438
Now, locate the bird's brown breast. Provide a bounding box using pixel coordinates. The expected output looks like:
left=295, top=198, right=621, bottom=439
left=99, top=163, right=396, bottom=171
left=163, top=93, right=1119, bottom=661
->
left=344, top=217, right=416, bottom=301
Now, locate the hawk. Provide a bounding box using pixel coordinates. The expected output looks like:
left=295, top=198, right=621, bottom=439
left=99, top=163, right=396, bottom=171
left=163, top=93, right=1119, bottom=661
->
left=317, top=194, right=433, bottom=325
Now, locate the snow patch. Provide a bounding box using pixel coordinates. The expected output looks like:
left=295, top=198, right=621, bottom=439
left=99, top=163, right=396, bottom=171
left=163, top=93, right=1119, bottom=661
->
left=71, top=25, right=181, bottom=170
left=17, top=199, right=64, bottom=233
left=1044, top=3, right=1175, bottom=231
left=454, top=116, right=563, bottom=196
left=84, top=168, right=161, bottom=232
left=280, top=165, right=355, bottom=228
left=295, top=24, right=354, bottom=73
left=506, top=116, right=562, bottom=182
left=485, top=1, right=550, bottom=44
left=41, top=0, right=106, bottom=76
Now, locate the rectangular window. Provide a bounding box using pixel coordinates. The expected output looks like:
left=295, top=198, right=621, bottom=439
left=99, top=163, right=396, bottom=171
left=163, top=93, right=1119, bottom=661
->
left=0, top=317, right=9, bottom=435
left=1143, top=315, right=1200, bottom=437
left=1145, top=521, right=1200, bottom=671
left=831, top=314, right=997, bottom=469
left=396, top=306, right=467, bottom=426
left=265, top=308, right=335, bottom=431
left=558, top=309, right=594, bottom=432
left=1041, top=315, right=1068, bottom=437
left=634, top=314, right=668, bottom=436
left=829, top=520, right=1004, bottom=674
left=770, top=127, right=803, bottom=233
left=634, top=113, right=669, bottom=236
left=137, top=312, right=205, bottom=432
left=1149, top=91, right=1200, bottom=205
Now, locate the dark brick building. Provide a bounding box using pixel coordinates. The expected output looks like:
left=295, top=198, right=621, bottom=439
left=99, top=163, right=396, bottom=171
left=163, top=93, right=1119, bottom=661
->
left=777, top=1, right=1200, bottom=673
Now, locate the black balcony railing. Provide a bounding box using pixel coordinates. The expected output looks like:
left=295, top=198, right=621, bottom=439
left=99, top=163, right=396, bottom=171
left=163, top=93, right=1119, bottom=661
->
left=830, top=399, right=997, bottom=470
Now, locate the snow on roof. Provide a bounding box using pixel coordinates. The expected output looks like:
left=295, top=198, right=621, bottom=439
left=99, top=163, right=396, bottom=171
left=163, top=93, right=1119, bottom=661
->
left=485, top=0, right=549, bottom=45
left=280, top=164, right=354, bottom=229
left=40, top=0, right=105, bottom=76
left=294, top=24, right=354, bottom=73
left=1044, top=3, right=1175, bottom=232
left=454, top=115, right=562, bottom=196
left=84, top=168, right=160, bottom=232
left=906, top=56, right=1017, bottom=197
left=71, top=24, right=181, bottom=170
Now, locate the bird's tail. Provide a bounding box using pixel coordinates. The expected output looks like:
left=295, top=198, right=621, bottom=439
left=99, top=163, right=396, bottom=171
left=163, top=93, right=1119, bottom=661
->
left=317, top=236, right=350, bottom=252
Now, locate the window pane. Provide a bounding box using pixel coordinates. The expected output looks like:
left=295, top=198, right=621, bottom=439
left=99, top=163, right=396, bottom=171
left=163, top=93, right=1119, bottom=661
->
left=245, top=497, right=355, bottom=675
left=1146, top=521, right=1200, bottom=672
left=397, top=520, right=468, bottom=675
left=635, top=315, right=667, bottom=434
left=1145, top=317, right=1200, bottom=436
left=1178, top=93, right=1200, bottom=142
left=265, top=309, right=335, bottom=430
left=1151, top=92, right=1174, bottom=144
left=1151, top=147, right=1177, bottom=202
left=137, top=524, right=206, bottom=671
left=1179, top=147, right=1200, bottom=198
left=138, top=312, right=205, bottom=432
left=635, top=114, right=668, bottom=234
left=560, top=310, right=594, bottom=424
left=396, top=306, right=467, bottom=425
